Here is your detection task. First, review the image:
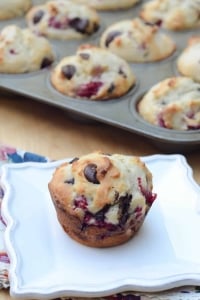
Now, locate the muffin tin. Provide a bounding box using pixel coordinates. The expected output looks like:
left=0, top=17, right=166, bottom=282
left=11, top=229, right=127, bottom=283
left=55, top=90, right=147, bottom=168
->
left=0, top=0, right=200, bottom=153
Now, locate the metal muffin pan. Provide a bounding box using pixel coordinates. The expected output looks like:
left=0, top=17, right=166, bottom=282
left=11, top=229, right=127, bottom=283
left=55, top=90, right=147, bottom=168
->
left=0, top=0, right=200, bottom=153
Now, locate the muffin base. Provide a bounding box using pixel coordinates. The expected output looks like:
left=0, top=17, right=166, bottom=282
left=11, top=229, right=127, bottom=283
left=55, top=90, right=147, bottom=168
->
left=52, top=198, right=145, bottom=248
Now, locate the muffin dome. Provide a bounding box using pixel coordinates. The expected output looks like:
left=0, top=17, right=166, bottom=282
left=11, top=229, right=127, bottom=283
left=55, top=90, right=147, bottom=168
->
left=0, top=25, right=54, bottom=73
left=26, top=0, right=100, bottom=40
left=139, top=0, right=200, bottom=31
left=177, top=37, right=200, bottom=83
left=50, top=44, right=136, bottom=100
left=100, top=18, right=176, bottom=62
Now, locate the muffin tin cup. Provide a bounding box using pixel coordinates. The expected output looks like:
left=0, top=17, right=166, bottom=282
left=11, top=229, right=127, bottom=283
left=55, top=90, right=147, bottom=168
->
left=0, top=0, right=200, bottom=153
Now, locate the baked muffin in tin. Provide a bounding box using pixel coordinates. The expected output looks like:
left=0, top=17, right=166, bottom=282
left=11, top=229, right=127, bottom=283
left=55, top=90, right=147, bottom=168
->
left=177, top=37, right=200, bottom=83
left=51, top=44, right=136, bottom=100
left=138, top=77, right=200, bottom=130
left=140, top=0, right=200, bottom=31
left=26, top=0, right=100, bottom=40
left=100, top=18, right=176, bottom=62
left=0, top=25, right=54, bottom=73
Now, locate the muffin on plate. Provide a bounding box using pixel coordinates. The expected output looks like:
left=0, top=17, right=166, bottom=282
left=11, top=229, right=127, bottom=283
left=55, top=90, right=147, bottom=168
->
left=139, top=0, right=200, bottom=31
left=50, top=44, right=136, bottom=100
left=100, top=18, right=176, bottom=62
left=26, top=0, right=100, bottom=40
left=138, top=77, right=200, bottom=130
left=72, top=0, right=140, bottom=11
left=177, top=37, right=200, bottom=83
left=48, top=151, right=157, bottom=248
left=0, top=25, right=54, bottom=73
left=0, top=0, right=31, bottom=20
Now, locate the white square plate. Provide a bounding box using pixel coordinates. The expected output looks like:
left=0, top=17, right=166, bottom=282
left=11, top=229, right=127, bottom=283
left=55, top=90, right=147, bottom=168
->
left=1, top=155, right=200, bottom=299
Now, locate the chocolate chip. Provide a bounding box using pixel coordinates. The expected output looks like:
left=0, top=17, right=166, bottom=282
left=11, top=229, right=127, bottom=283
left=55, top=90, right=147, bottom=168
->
left=33, top=10, right=44, bottom=24
left=9, top=49, right=17, bottom=55
left=93, top=22, right=100, bottom=33
left=107, top=83, right=115, bottom=93
left=105, top=31, right=121, bottom=47
left=64, top=178, right=74, bottom=184
left=61, top=64, right=76, bottom=79
left=84, top=163, right=100, bottom=184
left=79, top=53, right=90, bottom=60
left=94, top=204, right=110, bottom=222
left=40, top=57, right=53, bottom=69
left=0, top=186, right=4, bottom=198
left=114, top=190, right=119, bottom=199
left=69, top=18, right=89, bottom=34
left=69, top=157, right=79, bottom=164
left=82, top=211, right=92, bottom=231
left=118, top=68, right=127, bottom=78
left=118, top=194, right=132, bottom=226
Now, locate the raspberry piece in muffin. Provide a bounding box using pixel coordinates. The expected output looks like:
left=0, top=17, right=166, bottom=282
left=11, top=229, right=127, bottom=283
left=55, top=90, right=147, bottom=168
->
left=0, top=25, right=54, bottom=73
left=50, top=44, right=136, bottom=100
left=48, top=152, right=157, bottom=248
left=26, top=0, right=100, bottom=40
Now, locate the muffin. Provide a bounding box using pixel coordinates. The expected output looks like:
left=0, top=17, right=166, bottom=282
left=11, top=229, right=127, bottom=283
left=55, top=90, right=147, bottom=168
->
left=0, top=0, right=31, bottom=20
left=177, top=37, right=200, bottom=83
left=72, top=0, right=140, bottom=11
left=139, top=0, right=200, bottom=31
left=26, top=0, right=100, bottom=40
left=138, top=77, right=200, bottom=130
left=100, top=18, right=176, bottom=62
left=48, top=152, right=157, bottom=248
left=50, top=44, right=136, bottom=100
left=0, top=25, right=54, bottom=73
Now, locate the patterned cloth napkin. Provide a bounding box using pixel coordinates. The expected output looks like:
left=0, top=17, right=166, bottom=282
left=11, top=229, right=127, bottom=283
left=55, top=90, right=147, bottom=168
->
left=0, top=144, right=200, bottom=300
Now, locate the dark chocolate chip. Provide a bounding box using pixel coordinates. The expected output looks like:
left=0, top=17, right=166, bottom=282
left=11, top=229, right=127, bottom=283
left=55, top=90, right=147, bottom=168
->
left=94, top=204, right=110, bottom=222
left=40, top=57, right=53, bottom=69
left=105, top=31, right=121, bottom=47
left=64, top=178, right=74, bottom=184
left=84, top=163, right=100, bottom=184
left=61, top=64, right=76, bottom=79
left=79, top=53, right=90, bottom=60
left=93, top=22, right=100, bottom=33
left=118, top=68, right=127, bottom=78
left=33, top=10, right=44, bottom=24
left=9, top=49, right=17, bottom=55
left=69, top=157, right=79, bottom=164
left=107, top=83, right=115, bottom=93
left=118, top=193, right=132, bottom=226
left=69, top=18, right=89, bottom=34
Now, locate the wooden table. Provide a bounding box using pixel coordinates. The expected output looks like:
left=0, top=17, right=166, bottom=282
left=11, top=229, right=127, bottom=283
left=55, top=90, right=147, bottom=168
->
left=0, top=92, right=200, bottom=300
